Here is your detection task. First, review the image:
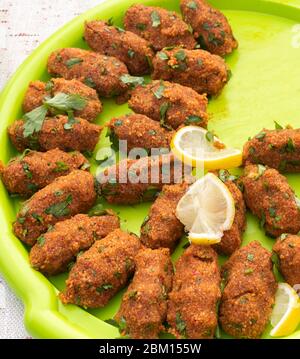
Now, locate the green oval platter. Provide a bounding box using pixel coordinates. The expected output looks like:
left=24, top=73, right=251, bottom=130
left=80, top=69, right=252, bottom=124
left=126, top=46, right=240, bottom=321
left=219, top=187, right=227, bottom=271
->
left=1, top=0, right=300, bottom=339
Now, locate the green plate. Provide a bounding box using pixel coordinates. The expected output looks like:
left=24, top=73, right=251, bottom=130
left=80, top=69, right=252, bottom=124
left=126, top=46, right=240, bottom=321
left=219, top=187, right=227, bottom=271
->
left=1, top=0, right=300, bottom=339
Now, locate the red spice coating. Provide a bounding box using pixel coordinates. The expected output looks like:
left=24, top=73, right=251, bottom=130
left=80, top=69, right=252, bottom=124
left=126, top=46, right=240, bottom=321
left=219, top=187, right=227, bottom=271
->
left=124, top=4, right=196, bottom=51
left=29, top=211, right=120, bottom=276
left=219, top=241, right=277, bottom=338
left=180, top=0, right=238, bottom=57
left=8, top=115, right=101, bottom=153
left=47, top=48, right=129, bottom=97
left=115, top=247, right=173, bottom=339
left=129, top=80, right=208, bottom=129
left=0, top=148, right=88, bottom=197
left=84, top=20, right=154, bottom=76
left=60, top=229, right=141, bottom=308
left=152, top=47, right=229, bottom=96
left=13, top=170, right=96, bottom=246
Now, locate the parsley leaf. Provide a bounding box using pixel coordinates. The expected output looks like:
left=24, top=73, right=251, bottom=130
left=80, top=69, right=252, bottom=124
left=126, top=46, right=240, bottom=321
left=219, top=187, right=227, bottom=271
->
left=96, top=283, right=113, bottom=293
left=174, top=49, right=186, bottom=62
left=65, top=57, right=83, bottom=68
left=187, top=1, right=198, bottom=9
left=44, top=92, right=86, bottom=112
left=53, top=161, right=69, bottom=173
left=185, top=115, right=202, bottom=125
left=157, top=51, right=169, bottom=61
left=151, top=11, right=161, bottom=28
left=23, top=105, right=48, bottom=138
left=274, top=121, right=283, bottom=129
left=153, top=82, right=165, bottom=99
left=120, top=74, right=144, bottom=88
left=45, top=194, right=73, bottom=217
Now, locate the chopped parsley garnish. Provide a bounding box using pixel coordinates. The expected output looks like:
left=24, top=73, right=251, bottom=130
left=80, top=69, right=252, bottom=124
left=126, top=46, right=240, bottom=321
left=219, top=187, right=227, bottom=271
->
left=197, top=58, right=203, bottom=67
left=157, top=51, right=169, bottom=61
left=175, top=312, right=186, bottom=337
left=174, top=49, right=186, bottom=62
left=185, top=115, right=202, bottom=125
left=286, top=138, right=295, bottom=152
left=136, top=23, right=146, bottom=31
left=153, top=82, right=165, bottom=99
left=88, top=203, right=107, bottom=217
left=96, top=283, right=113, bottom=293
left=65, top=57, right=83, bottom=69
left=205, top=131, right=214, bottom=142
left=151, top=11, right=161, bottom=28
left=53, top=161, right=69, bottom=172
left=32, top=213, right=44, bottom=223
left=22, top=92, right=86, bottom=138
left=247, top=253, right=254, bottom=262
left=269, top=207, right=276, bottom=218
left=84, top=77, right=96, bottom=88
left=120, top=74, right=144, bottom=88
left=274, top=121, right=283, bottom=129
left=256, top=164, right=266, bottom=179
left=64, top=111, right=79, bottom=130
left=187, top=1, right=198, bottom=10
left=244, top=268, right=254, bottom=275
left=22, top=163, right=32, bottom=179
left=37, top=235, right=45, bottom=247
left=45, top=81, right=54, bottom=91
left=127, top=49, right=135, bottom=58
left=148, top=129, right=156, bottom=136
left=260, top=211, right=266, bottom=228
left=255, top=132, right=266, bottom=141
left=203, top=22, right=211, bottom=31
left=45, top=194, right=72, bottom=217
left=159, top=102, right=172, bottom=130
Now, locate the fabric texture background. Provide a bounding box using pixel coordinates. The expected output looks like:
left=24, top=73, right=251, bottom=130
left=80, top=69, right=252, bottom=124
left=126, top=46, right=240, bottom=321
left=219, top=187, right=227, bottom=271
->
left=0, top=0, right=105, bottom=339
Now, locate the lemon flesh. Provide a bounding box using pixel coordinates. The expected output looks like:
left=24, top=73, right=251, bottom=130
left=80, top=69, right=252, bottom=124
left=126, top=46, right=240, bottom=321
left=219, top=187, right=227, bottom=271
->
left=171, top=126, right=242, bottom=170
left=176, top=173, right=235, bottom=245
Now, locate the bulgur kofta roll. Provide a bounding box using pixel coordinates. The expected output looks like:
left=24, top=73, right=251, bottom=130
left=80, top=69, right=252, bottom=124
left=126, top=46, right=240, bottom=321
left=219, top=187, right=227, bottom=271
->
left=8, top=115, right=101, bottom=153
left=152, top=48, right=230, bottom=96
left=242, top=164, right=300, bottom=237
left=84, top=20, right=154, bottom=76
left=243, top=128, right=300, bottom=173
left=23, top=78, right=102, bottom=121
left=108, top=113, right=174, bottom=153
left=60, top=229, right=141, bottom=308
left=213, top=170, right=246, bottom=255
left=47, top=48, right=129, bottom=98
left=180, top=0, right=238, bottom=57
left=30, top=211, right=120, bottom=276
left=123, top=4, right=196, bottom=51
left=115, top=248, right=173, bottom=339
left=13, top=170, right=96, bottom=246
left=273, top=234, right=300, bottom=287
left=219, top=241, right=277, bottom=338
left=128, top=80, right=208, bottom=129
left=96, top=154, right=191, bottom=205
left=0, top=148, right=88, bottom=197
left=167, top=245, right=221, bottom=339
left=140, top=183, right=188, bottom=252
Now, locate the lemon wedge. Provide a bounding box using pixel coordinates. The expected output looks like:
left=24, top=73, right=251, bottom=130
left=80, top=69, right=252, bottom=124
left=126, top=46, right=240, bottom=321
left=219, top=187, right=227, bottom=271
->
left=176, top=173, right=235, bottom=245
left=171, top=126, right=242, bottom=170
left=270, top=283, right=300, bottom=337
